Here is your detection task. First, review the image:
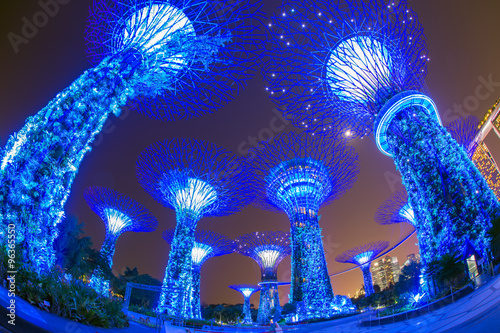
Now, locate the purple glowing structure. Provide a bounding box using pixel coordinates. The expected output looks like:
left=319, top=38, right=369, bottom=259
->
left=163, top=228, right=235, bottom=319
left=336, top=241, right=389, bottom=296
left=84, top=186, right=158, bottom=295
left=229, top=284, right=261, bottom=324
left=246, top=131, right=359, bottom=319
left=136, top=138, right=252, bottom=318
left=235, top=231, right=291, bottom=324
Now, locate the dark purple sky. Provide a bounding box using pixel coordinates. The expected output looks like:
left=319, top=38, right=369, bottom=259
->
left=1, top=0, right=500, bottom=306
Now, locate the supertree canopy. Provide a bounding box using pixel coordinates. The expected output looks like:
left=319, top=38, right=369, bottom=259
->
left=0, top=0, right=263, bottom=273
left=229, top=284, right=260, bottom=324
left=335, top=241, right=389, bottom=296
left=446, top=115, right=480, bottom=158
left=375, top=187, right=416, bottom=227
left=84, top=186, right=158, bottom=295
left=235, top=231, right=291, bottom=324
left=163, top=228, right=235, bottom=319
left=264, top=0, right=499, bottom=269
left=247, top=131, right=358, bottom=320
left=136, top=138, right=252, bottom=318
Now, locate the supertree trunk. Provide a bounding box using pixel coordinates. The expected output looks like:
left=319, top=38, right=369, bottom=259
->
left=288, top=211, right=334, bottom=317
left=386, top=105, right=499, bottom=266
left=189, top=266, right=202, bottom=320
left=0, top=53, right=143, bottom=272
left=90, top=233, right=119, bottom=295
left=242, top=295, right=253, bottom=324
left=360, top=264, right=374, bottom=296
left=257, top=282, right=281, bottom=324
left=157, top=214, right=197, bottom=317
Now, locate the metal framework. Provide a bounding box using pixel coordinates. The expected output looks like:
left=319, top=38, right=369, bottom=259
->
left=84, top=186, right=158, bottom=295
left=246, top=131, right=358, bottom=320
left=446, top=115, right=480, bottom=157
left=374, top=187, right=415, bottom=227
left=229, top=284, right=260, bottom=324
left=335, top=241, right=389, bottom=296
left=0, top=0, right=263, bottom=272
left=235, top=231, right=291, bottom=324
left=163, top=228, right=235, bottom=319
left=264, top=0, right=500, bottom=271
left=136, top=138, right=253, bottom=318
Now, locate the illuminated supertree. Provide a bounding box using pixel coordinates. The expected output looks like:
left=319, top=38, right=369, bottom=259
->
left=335, top=241, right=389, bottom=296
left=264, top=0, right=499, bottom=268
left=229, top=284, right=260, bottom=324
left=247, top=131, right=358, bottom=319
left=375, top=187, right=416, bottom=227
left=0, top=0, right=263, bottom=272
left=163, top=228, right=235, bottom=319
left=235, top=231, right=291, bottom=324
left=136, top=138, right=252, bottom=318
left=83, top=186, right=158, bottom=295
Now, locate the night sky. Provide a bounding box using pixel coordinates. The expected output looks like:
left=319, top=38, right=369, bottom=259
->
left=1, top=0, right=500, bottom=308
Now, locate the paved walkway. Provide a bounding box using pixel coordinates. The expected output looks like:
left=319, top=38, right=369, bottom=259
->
left=291, top=274, right=500, bottom=332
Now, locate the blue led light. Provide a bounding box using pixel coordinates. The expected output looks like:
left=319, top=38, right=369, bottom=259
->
left=235, top=231, right=291, bottom=324
left=84, top=186, right=158, bottom=295
left=247, top=131, right=359, bottom=320
left=138, top=138, right=251, bottom=319
left=229, top=284, right=260, bottom=324
left=327, top=36, right=392, bottom=103
left=336, top=241, right=389, bottom=297
left=375, top=91, right=441, bottom=156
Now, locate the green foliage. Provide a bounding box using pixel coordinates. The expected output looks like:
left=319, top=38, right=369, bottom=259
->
left=111, top=266, right=162, bottom=309
left=54, top=214, right=113, bottom=281
left=0, top=248, right=128, bottom=328
left=202, top=303, right=247, bottom=324
left=281, top=302, right=297, bottom=315
left=428, top=251, right=467, bottom=288
left=394, top=262, right=421, bottom=295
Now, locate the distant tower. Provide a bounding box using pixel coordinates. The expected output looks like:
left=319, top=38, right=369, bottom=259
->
left=336, top=241, right=389, bottom=296
left=235, top=231, right=291, bottom=324
left=163, top=229, right=235, bottom=319
left=0, top=0, right=263, bottom=272
left=84, top=186, right=158, bottom=295
left=264, top=0, right=499, bottom=269
left=136, top=138, right=252, bottom=318
left=229, top=284, right=261, bottom=324
left=247, top=131, right=359, bottom=319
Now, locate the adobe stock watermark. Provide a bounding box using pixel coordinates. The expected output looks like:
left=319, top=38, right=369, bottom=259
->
left=7, top=0, right=72, bottom=54
left=6, top=224, right=17, bottom=326
left=442, top=74, right=500, bottom=123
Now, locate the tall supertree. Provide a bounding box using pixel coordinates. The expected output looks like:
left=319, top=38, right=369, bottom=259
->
left=335, top=241, right=389, bottom=296
left=0, top=0, right=263, bottom=272
left=235, top=231, right=291, bottom=324
left=136, top=138, right=252, bottom=318
left=229, top=284, right=260, bottom=324
left=83, top=186, right=158, bottom=295
left=163, top=228, right=235, bottom=319
left=247, top=131, right=358, bottom=319
left=264, top=0, right=499, bottom=268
